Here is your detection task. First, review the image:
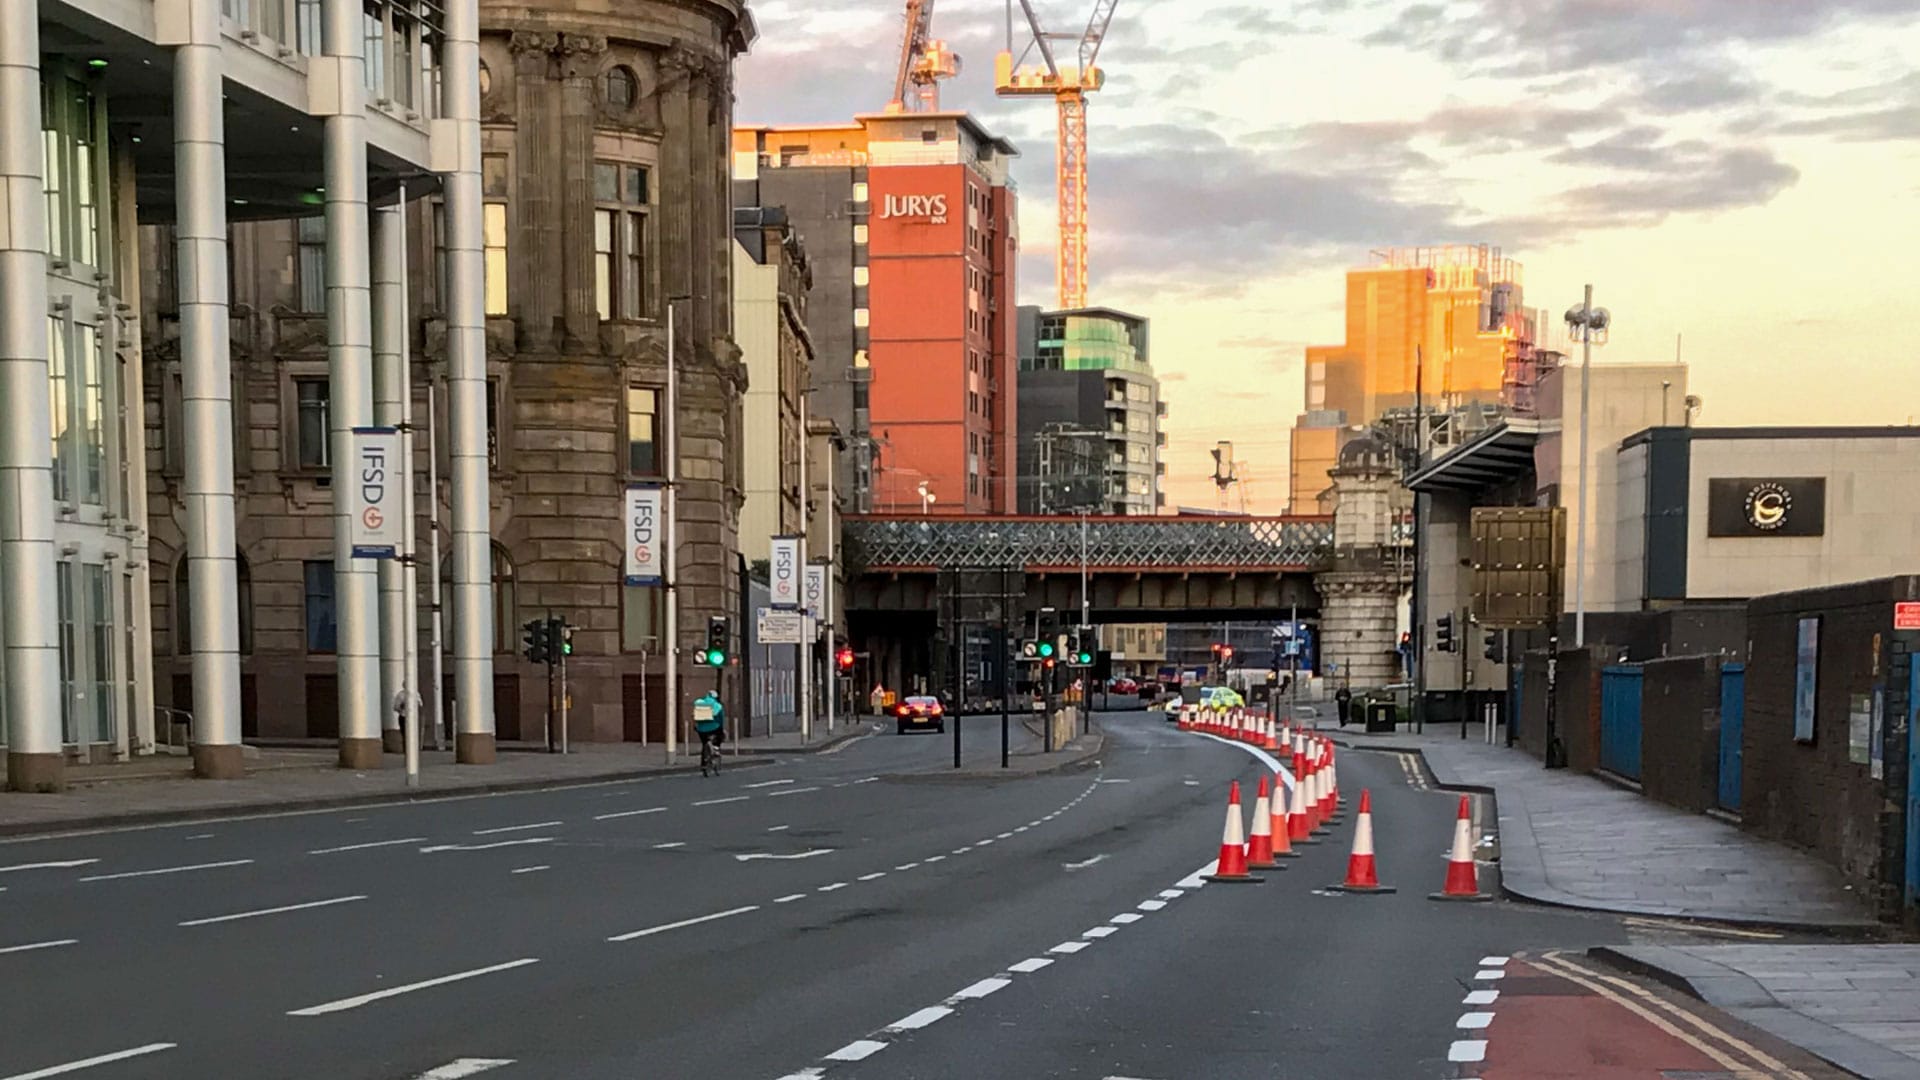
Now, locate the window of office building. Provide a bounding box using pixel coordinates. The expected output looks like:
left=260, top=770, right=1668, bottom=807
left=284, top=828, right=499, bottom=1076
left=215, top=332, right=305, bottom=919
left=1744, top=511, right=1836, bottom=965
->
left=304, top=561, right=337, bottom=654
left=41, top=72, right=107, bottom=273
left=48, top=316, right=70, bottom=503
left=627, top=386, right=660, bottom=475
left=86, top=564, right=112, bottom=744
left=295, top=377, right=330, bottom=469
left=56, top=561, right=75, bottom=742
left=296, top=216, right=326, bottom=312
left=593, top=162, right=650, bottom=320
left=622, top=584, right=665, bottom=652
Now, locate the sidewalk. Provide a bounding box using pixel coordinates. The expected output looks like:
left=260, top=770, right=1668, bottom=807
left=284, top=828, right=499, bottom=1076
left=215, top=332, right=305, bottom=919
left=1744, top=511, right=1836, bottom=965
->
left=1594, top=944, right=1920, bottom=1080
left=0, top=722, right=875, bottom=838
left=1330, top=723, right=1878, bottom=931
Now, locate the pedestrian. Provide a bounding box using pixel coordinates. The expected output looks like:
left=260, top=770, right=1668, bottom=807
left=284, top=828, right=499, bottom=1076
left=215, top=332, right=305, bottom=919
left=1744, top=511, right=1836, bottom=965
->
left=1335, top=684, right=1353, bottom=727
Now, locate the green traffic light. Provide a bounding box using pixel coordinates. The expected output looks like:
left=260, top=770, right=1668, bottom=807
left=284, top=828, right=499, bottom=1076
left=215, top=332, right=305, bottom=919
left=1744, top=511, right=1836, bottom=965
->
left=707, top=651, right=726, bottom=666
left=1038, top=642, right=1055, bottom=658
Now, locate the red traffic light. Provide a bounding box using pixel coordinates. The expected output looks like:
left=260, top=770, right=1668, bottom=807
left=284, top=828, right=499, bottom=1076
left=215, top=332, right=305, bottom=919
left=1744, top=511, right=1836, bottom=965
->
left=1210, top=643, right=1222, bottom=654
left=835, top=648, right=854, bottom=670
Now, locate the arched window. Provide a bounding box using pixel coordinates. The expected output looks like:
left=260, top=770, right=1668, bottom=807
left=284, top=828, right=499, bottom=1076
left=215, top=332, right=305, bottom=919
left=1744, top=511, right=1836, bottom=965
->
left=175, top=551, right=253, bottom=656
left=442, top=543, right=515, bottom=654
left=603, top=65, right=636, bottom=110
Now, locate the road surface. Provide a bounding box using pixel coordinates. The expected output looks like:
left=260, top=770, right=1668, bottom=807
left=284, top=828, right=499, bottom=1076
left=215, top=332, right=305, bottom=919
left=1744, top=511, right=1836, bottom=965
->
left=0, top=712, right=1848, bottom=1079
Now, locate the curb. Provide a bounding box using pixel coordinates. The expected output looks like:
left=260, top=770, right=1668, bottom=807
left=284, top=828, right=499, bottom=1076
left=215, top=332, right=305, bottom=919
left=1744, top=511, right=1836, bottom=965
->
left=0, top=755, right=792, bottom=841
left=882, top=731, right=1106, bottom=783
left=1589, top=945, right=1913, bottom=1079
left=725, top=723, right=879, bottom=755
left=1331, top=737, right=1882, bottom=935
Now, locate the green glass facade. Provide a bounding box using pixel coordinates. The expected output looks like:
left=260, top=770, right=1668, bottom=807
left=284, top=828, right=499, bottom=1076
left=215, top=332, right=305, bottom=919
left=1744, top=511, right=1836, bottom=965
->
left=1032, top=309, right=1149, bottom=373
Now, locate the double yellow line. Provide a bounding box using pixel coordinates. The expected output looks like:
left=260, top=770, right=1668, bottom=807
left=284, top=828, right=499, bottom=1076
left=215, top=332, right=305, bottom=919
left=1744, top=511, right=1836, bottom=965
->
left=1531, top=951, right=1813, bottom=1079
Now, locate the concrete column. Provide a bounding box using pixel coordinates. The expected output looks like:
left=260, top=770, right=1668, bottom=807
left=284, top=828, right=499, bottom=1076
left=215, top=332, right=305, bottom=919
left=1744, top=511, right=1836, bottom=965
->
left=0, top=1, right=65, bottom=791
left=373, top=205, right=405, bottom=753
left=445, top=0, right=495, bottom=762
left=175, top=2, right=245, bottom=778
left=323, top=0, right=381, bottom=768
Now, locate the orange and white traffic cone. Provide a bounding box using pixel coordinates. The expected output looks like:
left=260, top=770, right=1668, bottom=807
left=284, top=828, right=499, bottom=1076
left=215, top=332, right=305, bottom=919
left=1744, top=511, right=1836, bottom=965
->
left=1269, top=772, right=1297, bottom=859
left=1286, top=752, right=1317, bottom=845
left=1329, top=789, right=1396, bottom=894
left=1430, top=795, right=1492, bottom=902
left=1244, top=776, right=1280, bottom=870
left=1205, top=781, right=1261, bottom=884
left=1263, top=716, right=1279, bottom=751
left=1308, top=756, right=1329, bottom=834
left=1316, top=741, right=1338, bottom=824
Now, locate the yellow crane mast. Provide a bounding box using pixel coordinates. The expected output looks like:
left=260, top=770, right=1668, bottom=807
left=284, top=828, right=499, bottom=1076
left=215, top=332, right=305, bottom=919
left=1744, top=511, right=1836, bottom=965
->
left=996, top=0, right=1119, bottom=310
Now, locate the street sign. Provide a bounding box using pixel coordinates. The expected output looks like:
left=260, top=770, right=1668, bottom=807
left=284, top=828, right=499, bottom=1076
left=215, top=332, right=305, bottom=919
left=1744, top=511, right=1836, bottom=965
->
left=347, top=427, right=401, bottom=559
left=769, top=536, right=801, bottom=610
left=756, top=608, right=812, bottom=645
left=622, top=484, right=663, bottom=586
left=1896, top=602, right=1920, bottom=631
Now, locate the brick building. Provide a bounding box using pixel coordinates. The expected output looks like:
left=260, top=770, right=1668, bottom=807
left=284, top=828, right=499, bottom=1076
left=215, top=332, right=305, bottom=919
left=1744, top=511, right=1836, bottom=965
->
left=140, top=0, right=757, bottom=744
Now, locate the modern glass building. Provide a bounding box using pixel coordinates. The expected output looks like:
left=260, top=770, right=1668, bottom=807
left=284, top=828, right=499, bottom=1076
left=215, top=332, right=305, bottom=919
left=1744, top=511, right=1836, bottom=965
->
left=1016, top=306, right=1165, bottom=516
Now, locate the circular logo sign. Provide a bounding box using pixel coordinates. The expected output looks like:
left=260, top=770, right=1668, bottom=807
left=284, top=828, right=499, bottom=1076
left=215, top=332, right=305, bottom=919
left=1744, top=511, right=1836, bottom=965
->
left=1744, top=482, right=1792, bottom=531
left=361, top=506, right=384, bottom=530
left=632, top=544, right=652, bottom=566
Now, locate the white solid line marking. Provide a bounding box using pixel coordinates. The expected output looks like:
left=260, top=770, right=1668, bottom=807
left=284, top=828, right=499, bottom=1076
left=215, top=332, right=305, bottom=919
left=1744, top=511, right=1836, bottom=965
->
left=895, top=862, right=921, bottom=871
left=1457, top=1012, right=1494, bottom=1030
left=79, top=859, right=252, bottom=882
left=180, top=895, right=366, bottom=927
left=652, top=842, right=686, bottom=850
left=472, top=820, right=561, bottom=836
left=289, top=959, right=540, bottom=1016
left=1448, top=1040, right=1488, bottom=1063
left=308, top=837, right=425, bottom=855
left=1137, top=899, right=1166, bottom=911
left=888, top=1006, right=953, bottom=1031
left=607, top=905, right=758, bottom=942
left=773, top=1071, right=825, bottom=1080
left=852, top=777, right=879, bottom=784
left=510, top=866, right=549, bottom=875
left=0, top=939, right=79, bottom=955
left=1479, top=955, right=1510, bottom=966
left=1083, top=926, right=1118, bottom=938
left=1463, top=989, right=1499, bottom=1005
left=735, top=850, right=834, bottom=862
left=768, top=825, right=791, bottom=832
left=594, top=807, right=668, bottom=821
left=1064, top=854, right=1109, bottom=871
left=693, top=795, right=749, bottom=807
left=745, top=779, right=796, bottom=788
left=951, top=977, right=1011, bottom=1000
left=1050, top=941, right=1090, bottom=954
left=818, top=882, right=848, bottom=893
left=412, top=1059, right=515, bottom=1079
left=0, top=860, right=98, bottom=874
left=857, top=872, right=887, bottom=881
left=419, top=838, right=555, bottom=853
left=0, top=1042, right=177, bottom=1079
left=185, top=833, right=214, bottom=840
left=1474, top=969, right=1506, bottom=981
left=1110, top=913, right=1143, bottom=924
left=825, top=1040, right=888, bottom=1062
left=773, top=893, right=807, bottom=903
left=1008, top=957, right=1053, bottom=973
left=768, top=786, right=824, bottom=798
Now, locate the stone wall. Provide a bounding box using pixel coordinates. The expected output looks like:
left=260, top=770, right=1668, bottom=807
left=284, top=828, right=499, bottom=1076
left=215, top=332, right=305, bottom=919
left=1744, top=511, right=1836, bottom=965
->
left=1638, top=654, right=1721, bottom=814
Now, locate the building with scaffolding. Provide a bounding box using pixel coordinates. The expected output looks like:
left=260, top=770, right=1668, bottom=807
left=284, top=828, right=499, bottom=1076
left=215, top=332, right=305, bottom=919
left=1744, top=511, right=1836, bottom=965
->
left=1287, top=245, right=1550, bottom=514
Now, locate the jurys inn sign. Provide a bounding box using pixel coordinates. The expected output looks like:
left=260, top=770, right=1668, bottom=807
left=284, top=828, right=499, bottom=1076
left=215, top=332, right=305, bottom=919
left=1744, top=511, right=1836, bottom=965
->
left=879, top=193, right=949, bottom=224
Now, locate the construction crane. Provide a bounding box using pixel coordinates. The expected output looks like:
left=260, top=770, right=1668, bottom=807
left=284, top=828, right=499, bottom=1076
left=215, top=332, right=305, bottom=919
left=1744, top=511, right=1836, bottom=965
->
left=996, top=0, right=1119, bottom=310
left=886, top=0, right=962, bottom=114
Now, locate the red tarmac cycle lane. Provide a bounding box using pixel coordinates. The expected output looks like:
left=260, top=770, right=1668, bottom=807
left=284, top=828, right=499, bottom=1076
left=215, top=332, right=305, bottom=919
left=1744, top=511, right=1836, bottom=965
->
left=1474, top=957, right=1843, bottom=1079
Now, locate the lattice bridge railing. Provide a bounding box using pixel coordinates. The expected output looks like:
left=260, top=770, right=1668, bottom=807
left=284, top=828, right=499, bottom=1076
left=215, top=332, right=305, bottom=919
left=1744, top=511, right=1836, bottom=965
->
left=845, top=515, right=1334, bottom=572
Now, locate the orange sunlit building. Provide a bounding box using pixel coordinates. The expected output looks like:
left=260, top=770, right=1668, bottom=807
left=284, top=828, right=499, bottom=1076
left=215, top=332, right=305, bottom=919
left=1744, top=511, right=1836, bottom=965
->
left=1288, top=246, right=1538, bottom=512
left=733, top=113, right=1020, bottom=514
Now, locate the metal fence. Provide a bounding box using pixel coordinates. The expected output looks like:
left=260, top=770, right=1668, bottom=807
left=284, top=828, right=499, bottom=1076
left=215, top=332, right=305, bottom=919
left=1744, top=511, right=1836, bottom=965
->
left=846, top=515, right=1334, bottom=572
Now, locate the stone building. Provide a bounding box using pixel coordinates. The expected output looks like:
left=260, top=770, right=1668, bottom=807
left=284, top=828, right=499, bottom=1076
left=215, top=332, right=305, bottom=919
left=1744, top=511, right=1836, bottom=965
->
left=733, top=205, right=812, bottom=558
left=1317, top=432, right=1413, bottom=691
left=140, top=0, right=757, bottom=745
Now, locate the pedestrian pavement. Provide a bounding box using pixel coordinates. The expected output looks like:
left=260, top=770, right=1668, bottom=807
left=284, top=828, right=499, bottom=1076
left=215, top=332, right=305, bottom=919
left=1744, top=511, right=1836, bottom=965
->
left=1595, top=944, right=1920, bottom=1080
left=0, top=722, right=876, bottom=837
left=1324, top=720, right=1879, bottom=931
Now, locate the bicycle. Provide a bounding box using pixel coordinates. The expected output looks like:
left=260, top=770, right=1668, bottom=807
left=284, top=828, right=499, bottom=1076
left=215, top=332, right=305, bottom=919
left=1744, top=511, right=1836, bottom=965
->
left=700, top=734, right=721, bottom=777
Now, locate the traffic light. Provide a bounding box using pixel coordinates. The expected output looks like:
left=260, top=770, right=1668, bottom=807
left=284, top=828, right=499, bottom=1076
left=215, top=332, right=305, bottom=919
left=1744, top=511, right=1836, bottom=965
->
left=703, top=615, right=729, bottom=666
left=551, top=617, right=572, bottom=658
left=522, top=618, right=550, bottom=664
left=1021, top=640, right=1040, bottom=660
left=1221, top=645, right=1235, bottom=664
left=1071, top=627, right=1094, bottom=666
left=836, top=646, right=854, bottom=672
left=1436, top=613, right=1455, bottom=653
left=1037, top=638, right=1056, bottom=659
left=1483, top=631, right=1502, bottom=663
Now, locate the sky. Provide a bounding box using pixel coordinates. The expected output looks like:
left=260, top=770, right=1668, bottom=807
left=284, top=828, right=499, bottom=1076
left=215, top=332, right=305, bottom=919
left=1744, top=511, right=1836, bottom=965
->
left=736, top=0, right=1920, bottom=514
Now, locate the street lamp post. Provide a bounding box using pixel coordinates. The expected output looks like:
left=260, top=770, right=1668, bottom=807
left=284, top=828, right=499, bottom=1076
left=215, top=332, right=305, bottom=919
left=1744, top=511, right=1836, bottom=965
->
left=917, top=481, right=936, bottom=515
left=1564, top=286, right=1612, bottom=650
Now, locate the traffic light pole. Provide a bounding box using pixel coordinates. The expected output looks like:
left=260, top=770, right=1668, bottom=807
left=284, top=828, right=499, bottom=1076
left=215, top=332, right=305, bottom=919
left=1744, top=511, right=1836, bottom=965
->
left=1001, top=565, right=1012, bottom=771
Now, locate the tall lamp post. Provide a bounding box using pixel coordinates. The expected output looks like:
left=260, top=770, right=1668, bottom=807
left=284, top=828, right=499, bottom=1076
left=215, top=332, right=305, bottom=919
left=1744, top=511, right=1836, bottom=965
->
left=917, top=481, right=936, bottom=515
left=1564, top=287, right=1612, bottom=649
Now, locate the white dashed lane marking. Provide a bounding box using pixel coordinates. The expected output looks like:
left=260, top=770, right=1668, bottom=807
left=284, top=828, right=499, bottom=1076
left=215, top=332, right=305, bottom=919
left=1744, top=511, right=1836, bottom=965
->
left=887, top=1006, right=953, bottom=1032
left=1008, top=958, right=1053, bottom=973
left=824, top=1041, right=887, bottom=1062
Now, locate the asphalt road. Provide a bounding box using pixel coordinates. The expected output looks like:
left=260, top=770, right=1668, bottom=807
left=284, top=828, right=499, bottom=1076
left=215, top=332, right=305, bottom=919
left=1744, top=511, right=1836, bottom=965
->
left=0, top=711, right=1850, bottom=1079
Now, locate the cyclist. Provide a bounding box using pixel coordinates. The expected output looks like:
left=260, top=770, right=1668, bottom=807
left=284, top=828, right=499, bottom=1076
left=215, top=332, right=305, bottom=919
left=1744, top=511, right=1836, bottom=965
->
left=692, top=690, right=725, bottom=771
